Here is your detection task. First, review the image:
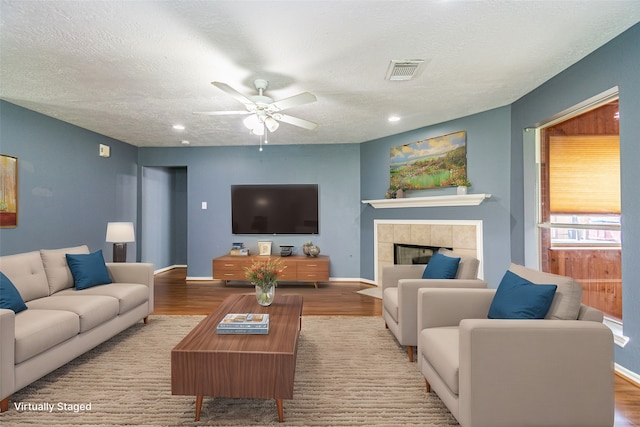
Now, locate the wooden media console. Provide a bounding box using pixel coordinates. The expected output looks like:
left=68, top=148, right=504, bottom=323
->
left=213, top=255, right=329, bottom=288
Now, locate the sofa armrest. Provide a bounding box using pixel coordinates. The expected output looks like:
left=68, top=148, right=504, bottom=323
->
left=0, top=309, right=16, bottom=402
left=106, top=262, right=154, bottom=313
left=578, top=303, right=604, bottom=322
left=458, top=319, right=614, bottom=427
left=417, top=288, right=495, bottom=330
left=381, top=264, right=425, bottom=291
left=399, top=280, right=487, bottom=341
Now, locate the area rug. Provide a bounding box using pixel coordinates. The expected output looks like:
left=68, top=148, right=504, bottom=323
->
left=2, top=315, right=458, bottom=426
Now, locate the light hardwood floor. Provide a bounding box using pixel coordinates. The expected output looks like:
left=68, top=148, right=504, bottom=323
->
left=153, top=267, right=640, bottom=426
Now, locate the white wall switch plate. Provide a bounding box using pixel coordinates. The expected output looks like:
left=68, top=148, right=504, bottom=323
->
left=99, top=144, right=110, bottom=157
left=201, top=202, right=207, bottom=209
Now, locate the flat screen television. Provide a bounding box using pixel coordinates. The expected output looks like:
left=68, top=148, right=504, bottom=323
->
left=231, top=184, right=319, bottom=235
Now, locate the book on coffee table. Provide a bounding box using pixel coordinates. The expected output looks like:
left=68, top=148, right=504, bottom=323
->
left=216, top=313, right=269, bottom=334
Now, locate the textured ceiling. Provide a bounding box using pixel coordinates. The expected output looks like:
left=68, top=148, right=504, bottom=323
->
left=1, top=1, right=639, bottom=148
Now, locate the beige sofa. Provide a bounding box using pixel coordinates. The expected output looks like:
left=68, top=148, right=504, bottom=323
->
left=0, top=245, right=154, bottom=412
left=381, top=249, right=487, bottom=361
left=416, top=264, right=614, bottom=427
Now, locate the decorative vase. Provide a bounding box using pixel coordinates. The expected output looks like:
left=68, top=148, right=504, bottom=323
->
left=307, top=245, right=320, bottom=257
left=457, top=186, right=468, bottom=195
left=255, top=282, right=276, bottom=306
left=303, top=243, right=317, bottom=256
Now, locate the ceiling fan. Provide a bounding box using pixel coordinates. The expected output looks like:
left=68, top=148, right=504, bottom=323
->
left=194, top=79, right=317, bottom=136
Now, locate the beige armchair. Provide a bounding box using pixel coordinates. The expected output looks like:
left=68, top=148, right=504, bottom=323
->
left=416, top=265, right=614, bottom=427
left=381, top=249, right=486, bottom=361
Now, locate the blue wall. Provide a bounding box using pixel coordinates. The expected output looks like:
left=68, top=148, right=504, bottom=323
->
left=0, top=101, right=139, bottom=260
left=138, top=143, right=361, bottom=279
left=360, top=106, right=513, bottom=286
left=510, top=23, right=640, bottom=375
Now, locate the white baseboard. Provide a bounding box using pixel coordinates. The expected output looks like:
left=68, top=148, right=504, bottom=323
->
left=153, top=264, right=186, bottom=274
left=329, top=277, right=377, bottom=286
left=615, top=363, right=640, bottom=386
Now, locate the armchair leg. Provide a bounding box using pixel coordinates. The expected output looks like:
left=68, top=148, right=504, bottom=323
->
left=1, top=396, right=8, bottom=412
left=406, top=346, right=414, bottom=362
left=425, top=379, right=431, bottom=393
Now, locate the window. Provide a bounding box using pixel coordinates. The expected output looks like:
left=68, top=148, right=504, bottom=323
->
left=548, top=134, right=621, bottom=246
left=537, top=96, right=623, bottom=322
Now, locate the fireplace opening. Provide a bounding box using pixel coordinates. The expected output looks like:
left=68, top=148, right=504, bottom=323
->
left=394, top=243, right=452, bottom=265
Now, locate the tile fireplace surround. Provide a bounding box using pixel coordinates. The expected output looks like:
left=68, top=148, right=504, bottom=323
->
left=374, top=220, right=484, bottom=284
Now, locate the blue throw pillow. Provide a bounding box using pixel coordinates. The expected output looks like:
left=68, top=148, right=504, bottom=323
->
left=66, top=250, right=112, bottom=290
left=422, top=252, right=461, bottom=279
left=0, top=272, right=28, bottom=313
left=488, top=270, right=558, bottom=319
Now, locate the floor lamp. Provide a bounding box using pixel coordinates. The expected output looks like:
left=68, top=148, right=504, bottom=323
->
left=106, top=222, right=135, bottom=262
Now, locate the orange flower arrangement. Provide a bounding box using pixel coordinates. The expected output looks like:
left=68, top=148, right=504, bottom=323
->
left=244, top=258, right=286, bottom=290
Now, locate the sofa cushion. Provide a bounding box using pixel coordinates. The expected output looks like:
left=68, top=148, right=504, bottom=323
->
left=422, top=252, right=460, bottom=279
left=41, top=245, right=90, bottom=294
left=14, top=309, right=80, bottom=364
left=420, top=326, right=460, bottom=395
left=383, top=287, right=399, bottom=322
left=66, top=250, right=112, bottom=290
left=509, top=264, right=583, bottom=320
left=488, top=270, right=557, bottom=319
left=438, top=248, right=479, bottom=280
left=0, top=251, right=50, bottom=302
left=55, top=283, right=149, bottom=315
left=27, top=295, right=119, bottom=332
left=0, top=272, right=28, bottom=313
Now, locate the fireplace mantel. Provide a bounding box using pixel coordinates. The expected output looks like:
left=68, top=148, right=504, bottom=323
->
left=362, top=193, right=491, bottom=209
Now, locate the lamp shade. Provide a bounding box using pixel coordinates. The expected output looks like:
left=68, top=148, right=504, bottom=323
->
left=264, top=117, right=279, bottom=132
left=243, top=114, right=261, bottom=131
left=106, top=222, right=135, bottom=243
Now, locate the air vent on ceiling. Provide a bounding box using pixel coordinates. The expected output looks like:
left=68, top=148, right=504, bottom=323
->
left=385, top=59, right=425, bottom=81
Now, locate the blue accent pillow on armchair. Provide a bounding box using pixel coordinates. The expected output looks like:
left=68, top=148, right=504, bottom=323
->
left=66, top=250, right=112, bottom=290
left=488, top=270, right=558, bottom=319
left=421, top=252, right=461, bottom=279
left=0, top=272, right=28, bottom=313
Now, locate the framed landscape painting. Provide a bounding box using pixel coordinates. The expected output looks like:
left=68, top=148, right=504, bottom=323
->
left=0, top=154, right=18, bottom=228
left=390, top=131, right=467, bottom=190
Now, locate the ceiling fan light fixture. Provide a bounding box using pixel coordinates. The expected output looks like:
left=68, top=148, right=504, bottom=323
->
left=202, top=79, right=318, bottom=150
left=243, top=114, right=261, bottom=131
left=265, top=117, right=279, bottom=132
left=251, top=124, right=265, bottom=136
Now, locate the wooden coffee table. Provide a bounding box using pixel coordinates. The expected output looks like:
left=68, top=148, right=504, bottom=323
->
left=171, top=294, right=303, bottom=422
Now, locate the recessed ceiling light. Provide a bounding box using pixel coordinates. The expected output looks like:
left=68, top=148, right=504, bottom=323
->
left=388, top=115, right=401, bottom=122
left=173, top=124, right=185, bottom=130
left=181, top=140, right=190, bottom=145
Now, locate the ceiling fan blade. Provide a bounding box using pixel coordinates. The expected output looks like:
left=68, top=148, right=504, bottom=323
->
left=268, top=92, right=317, bottom=112
left=193, top=111, right=251, bottom=116
left=211, top=82, right=256, bottom=109
left=277, top=114, right=318, bottom=130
